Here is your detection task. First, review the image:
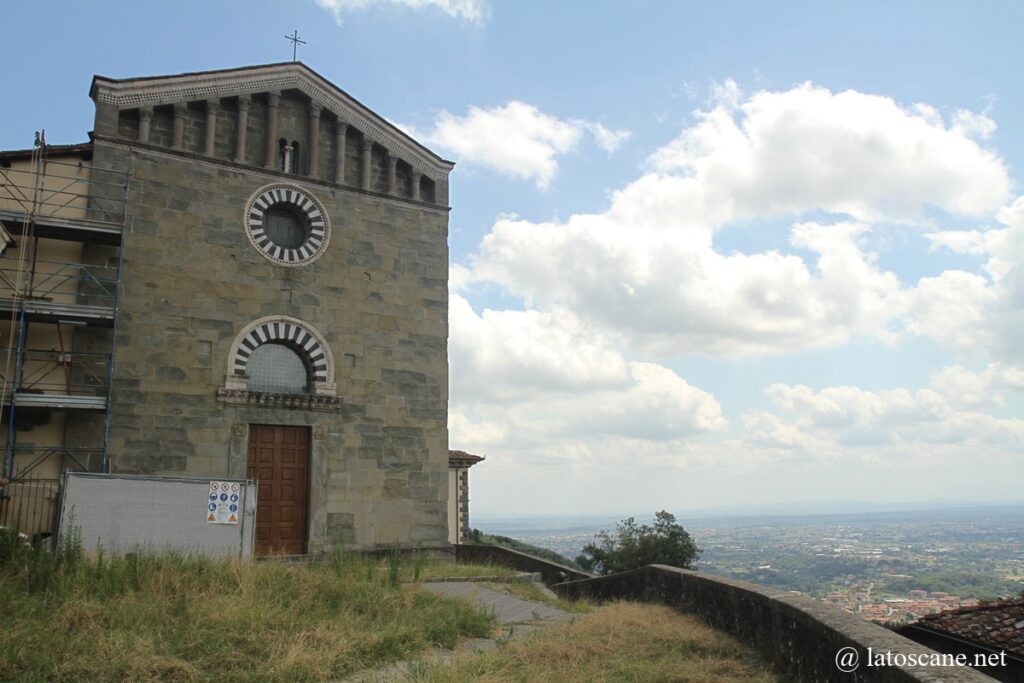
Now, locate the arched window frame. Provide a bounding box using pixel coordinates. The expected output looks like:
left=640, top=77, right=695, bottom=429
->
left=278, top=137, right=289, bottom=172
left=291, top=140, right=301, bottom=175
left=223, top=315, right=336, bottom=397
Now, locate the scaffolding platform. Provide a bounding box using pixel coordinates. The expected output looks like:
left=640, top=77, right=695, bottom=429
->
left=0, top=141, right=128, bottom=478
left=0, top=298, right=115, bottom=326
left=0, top=208, right=123, bottom=245
left=3, top=392, right=106, bottom=410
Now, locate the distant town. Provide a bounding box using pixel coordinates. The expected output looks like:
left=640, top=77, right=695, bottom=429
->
left=477, top=505, right=1024, bottom=626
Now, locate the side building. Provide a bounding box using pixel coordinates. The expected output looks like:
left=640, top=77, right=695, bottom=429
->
left=0, top=62, right=454, bottom=555
left=447, top=449, right=484, bottom=544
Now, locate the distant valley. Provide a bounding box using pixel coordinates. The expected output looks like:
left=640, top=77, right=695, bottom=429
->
left=475, top=504, right=1024, bottom=624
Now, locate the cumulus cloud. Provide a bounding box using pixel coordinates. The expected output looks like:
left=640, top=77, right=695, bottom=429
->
left=315, top=0, right=488, bottom=24
left=580, top=121, right=632, bottom=153
left=928, top=363, right=1024, bottom=409
left=462, top=83, right=1017, bottom=357
left=746, top=376, right=1024, bottom=452
left=449, top=293, right=726, bottom=453
left=449, top=294, right=631, bottom=401
left=648, top=81, right=1010, bottom=221
left=445, top=81, right=1022, bottom=512
left=472, top=213, right=912, bottom=355
left=405, top=102, right=630, bottom=188
left=916, top=196, right=1024, bottom=361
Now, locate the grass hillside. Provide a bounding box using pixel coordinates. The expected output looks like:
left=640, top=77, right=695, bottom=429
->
left=0, top=529, right=495, bottom=682
left=415, top=601, right=782, bottom=682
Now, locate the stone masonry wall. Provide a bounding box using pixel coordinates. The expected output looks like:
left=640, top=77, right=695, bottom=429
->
left=85, top=136, right=451, bottom=553
left=112, top=90, right=440, bottom=198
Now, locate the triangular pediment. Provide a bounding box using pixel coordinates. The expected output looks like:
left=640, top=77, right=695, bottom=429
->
left=90, top=62, right=453, bottom=179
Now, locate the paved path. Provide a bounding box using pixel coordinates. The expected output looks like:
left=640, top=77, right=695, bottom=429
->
left=340, top=581, right=576, bottom=682
left=422, top=581, right=575, bottom=625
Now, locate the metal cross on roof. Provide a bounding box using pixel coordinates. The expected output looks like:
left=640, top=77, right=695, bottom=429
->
left=285, top=30, right=306, bottom=62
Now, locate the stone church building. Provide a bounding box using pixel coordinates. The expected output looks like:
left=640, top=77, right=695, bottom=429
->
left=0, top=63, right=455, bottom=555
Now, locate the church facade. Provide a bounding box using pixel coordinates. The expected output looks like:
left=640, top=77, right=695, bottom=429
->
left=0, top=63, right=454, bottom=555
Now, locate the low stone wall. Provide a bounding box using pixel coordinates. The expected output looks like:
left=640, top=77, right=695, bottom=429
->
left=454, top=543, right=595, bottom=584
left=554, top=565, right=994, bottom=682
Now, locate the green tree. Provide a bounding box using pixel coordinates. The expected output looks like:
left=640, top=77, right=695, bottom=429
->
left=576, top=511, right=700, bottom=575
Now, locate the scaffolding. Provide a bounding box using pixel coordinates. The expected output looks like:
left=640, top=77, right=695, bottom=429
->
left=0, top=134, right=129, bottom=482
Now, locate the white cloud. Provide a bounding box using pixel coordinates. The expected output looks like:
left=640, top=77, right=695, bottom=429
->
left=580, top=121, right=632, bottom=153
left=315, top=0, right=488, bottom=24
left=917, top=196, right=1024, bottom=361
left=903, top=270, right=997, bottom=350
left=648, top=80, right=1010, bottom=221
left=928, top=363, right=1024, bottom=409
left=450, top=294, right=631, bottom=401
left=449, top=294, right=726, bottom=453
left=405, top=102, right=630, bottom=188
left=748, top=377, right=1024, bottom=452
left=472, top=214, right=910, bottom=355
left=445, top=81, right=1023, bottom=513
left=951, top=108, right=998, bottom=140
left=462, top=83, right=1017, bottom=357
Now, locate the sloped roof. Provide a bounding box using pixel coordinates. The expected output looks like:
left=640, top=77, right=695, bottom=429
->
left=89, top=62, right=453, bottom=179
left=0, top=142, right=93, bottom=163
left=448, top=449, right=485, bottom=467
left=910, top=597, right=1024, bottom=655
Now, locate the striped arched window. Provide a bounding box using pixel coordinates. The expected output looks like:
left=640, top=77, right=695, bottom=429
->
left=224, top=316, right=335, bottom=397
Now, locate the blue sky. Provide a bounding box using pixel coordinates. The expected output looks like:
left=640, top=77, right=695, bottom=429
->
left=6, top=1, right=1022, bottom=516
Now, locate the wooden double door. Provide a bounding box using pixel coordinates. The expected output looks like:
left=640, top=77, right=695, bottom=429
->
left=246, top=424, right=310, bottom=556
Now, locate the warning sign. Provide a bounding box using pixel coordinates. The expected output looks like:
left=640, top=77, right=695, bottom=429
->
left=206, top=481, right=240, bottom=524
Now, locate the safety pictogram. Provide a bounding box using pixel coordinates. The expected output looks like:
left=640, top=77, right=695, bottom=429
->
left=206, top=481, right=241, bottom=524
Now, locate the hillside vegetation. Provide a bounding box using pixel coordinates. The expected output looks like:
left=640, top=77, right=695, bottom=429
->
left=0, top=530, right=495, bottom=682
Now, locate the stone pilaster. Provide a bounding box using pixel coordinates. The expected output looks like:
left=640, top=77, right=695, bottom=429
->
left=334, top=123, right=347, bottom=185
left=308, top=103, right=322, bottom=178
left=410, top=170, right=421, bottom=201
left=264, top=91, right=280, bottom=169
left=234, top=95, right=250, bottom=164
left=137, top=107, right=153, bottom=144
left=204, top=100, right=219, bottom=156
left=459, top=469, right=471, bottom=543
left=386, top=153, right=398, bottom=196
left=171, top=102, right=187, bottom=151
left=360, top=139, right=373, bottom=191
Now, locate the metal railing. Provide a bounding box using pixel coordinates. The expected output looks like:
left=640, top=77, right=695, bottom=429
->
left=6, top=447, right=98, bottom=479
left=0, top=476, right=61, bottom=542
left=0, top=348, right=110, bottom=397
left=0, top=158, right=127, bottom=226
left=0, top=259, right=118, bottom=307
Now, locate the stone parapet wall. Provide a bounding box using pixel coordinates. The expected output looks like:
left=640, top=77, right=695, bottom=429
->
left=554, top=565, right=994, bottom=682
left=455, top=544, right=595, bottom=584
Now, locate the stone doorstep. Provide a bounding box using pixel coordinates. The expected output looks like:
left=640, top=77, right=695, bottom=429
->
left=254, top=553, right=318, bottom=564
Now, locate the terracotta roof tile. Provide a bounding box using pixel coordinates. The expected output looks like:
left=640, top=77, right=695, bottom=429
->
left=448, top=449, right=485, bottom=466
left=913, top=597, right=1024, bottom=655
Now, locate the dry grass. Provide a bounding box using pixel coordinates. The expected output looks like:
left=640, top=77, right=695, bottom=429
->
left=0, top=535, right=497, bottom=682
left=413, top=601, right=783, bottom=682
